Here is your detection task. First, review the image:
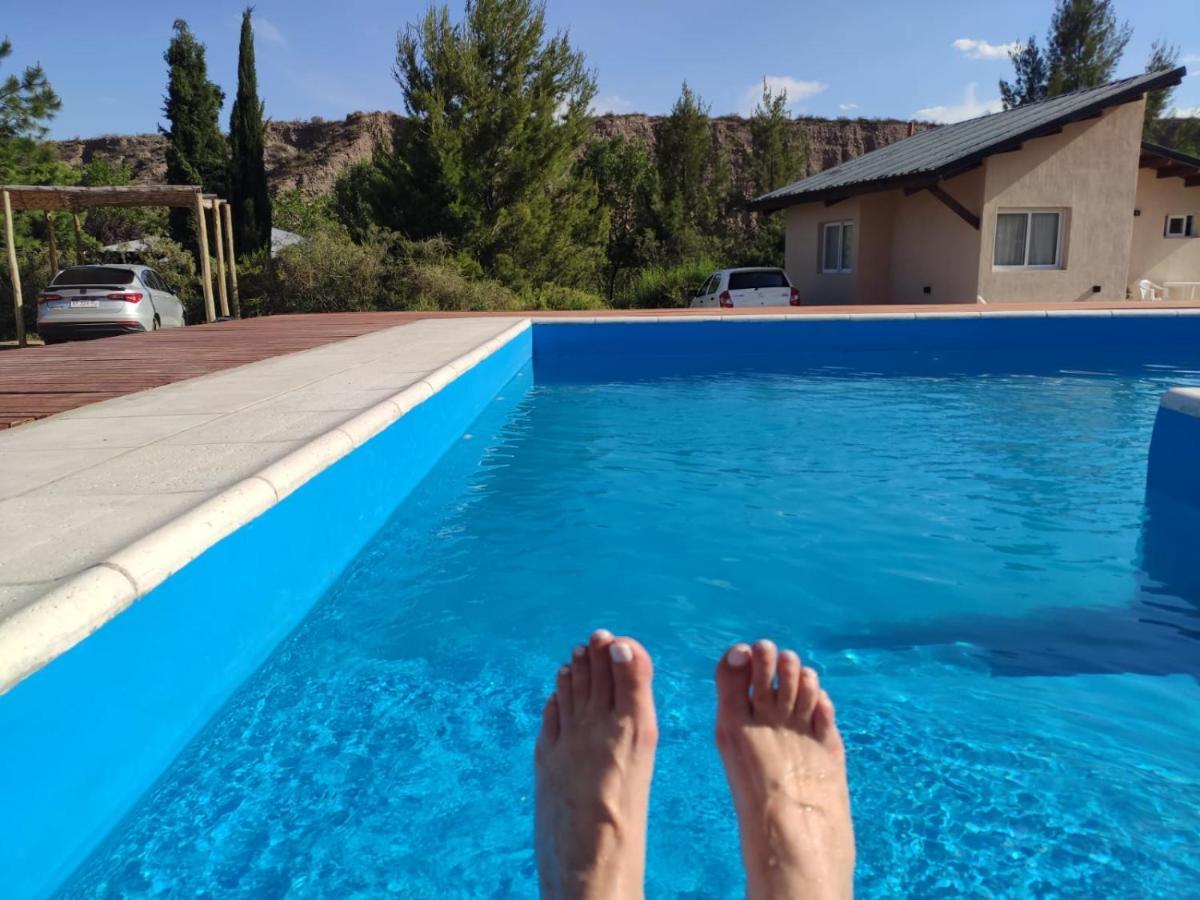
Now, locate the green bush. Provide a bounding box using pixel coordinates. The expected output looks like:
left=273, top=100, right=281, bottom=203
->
left=268, top=229, right=386, bottom=313
left=617, top=257, right=720, bottom=309
left=523, top=283, right=608, bottom=310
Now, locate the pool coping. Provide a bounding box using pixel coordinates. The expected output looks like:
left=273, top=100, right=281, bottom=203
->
left=4, top=304, right=1199, bottom=695
left=0, top=318, right=531, bottom=695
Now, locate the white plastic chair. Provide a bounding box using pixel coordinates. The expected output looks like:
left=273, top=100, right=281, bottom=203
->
left=1137, top=279, right=1164, bottom=301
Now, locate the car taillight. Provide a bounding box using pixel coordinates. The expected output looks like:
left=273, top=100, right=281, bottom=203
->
left=106, top=292, right=144, bottom=303
left=718, top=290, right=733, bottom=308
left=789, top=287, right=801, bottom=306
left=36, top=292, right=62, bottom=304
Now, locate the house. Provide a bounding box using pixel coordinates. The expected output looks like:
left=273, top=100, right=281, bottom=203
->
left=750, top=67, right=1200, bottom=305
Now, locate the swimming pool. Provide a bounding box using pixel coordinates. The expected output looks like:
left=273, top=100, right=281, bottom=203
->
left=8, top=317, right=1200, bottom=896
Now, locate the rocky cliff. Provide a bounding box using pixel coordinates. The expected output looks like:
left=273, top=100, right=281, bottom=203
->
left=53, top=112, right=928, bottom=197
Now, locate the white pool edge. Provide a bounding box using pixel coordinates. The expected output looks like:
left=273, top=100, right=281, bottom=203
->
left=0, top=320, right=532, bottom=695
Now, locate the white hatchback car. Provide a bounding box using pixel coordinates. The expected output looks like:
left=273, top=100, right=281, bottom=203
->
left=689, top=267, right=800, bottom=308
left=36, top=265, right=187, bottom=344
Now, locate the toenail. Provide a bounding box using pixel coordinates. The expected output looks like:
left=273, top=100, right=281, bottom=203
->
left=609, top=642, right=633, bottom=663
left=559, top=665, right=570, bottom=676
left=726, top=645, right=750, bottom=667
left=591, top=628, right=613, bottom=642
left=572, top=645, right=586, bottom=659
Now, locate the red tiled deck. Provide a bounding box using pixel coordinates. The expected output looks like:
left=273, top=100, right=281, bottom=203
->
left=2, top=303, right=1198, bottom=429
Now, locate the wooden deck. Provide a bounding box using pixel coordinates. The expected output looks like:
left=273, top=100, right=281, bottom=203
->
left=3, top=304, right=1198, bottom=429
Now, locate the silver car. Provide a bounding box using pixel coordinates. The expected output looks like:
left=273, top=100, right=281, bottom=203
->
left=36, top=265, right=186, bottom=344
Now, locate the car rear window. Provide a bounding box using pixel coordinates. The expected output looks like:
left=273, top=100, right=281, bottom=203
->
left=51, top=267, right=137, bottom=286
left=728, top=270, right=788, bottom=290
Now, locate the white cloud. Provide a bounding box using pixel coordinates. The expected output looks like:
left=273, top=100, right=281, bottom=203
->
left=839, top=102, right=859, bottom=112
left=1182, top=53, right=1200, bottom=63
left=255, top=16, right=287, bottom=45
left=590, top=94, right=634, bottom=115
left=916, top=82, right=1003, bottom=123
left=1167, top=105, right=1200, bottom=118
left=740, top=76, right=827, bottom=115
left=953, top=38, right=1020, bottom=61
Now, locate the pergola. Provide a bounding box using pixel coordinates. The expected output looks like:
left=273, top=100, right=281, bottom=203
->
left=1, top=184, right=240, bottom=347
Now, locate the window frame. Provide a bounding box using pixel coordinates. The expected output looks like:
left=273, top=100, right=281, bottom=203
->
left=821, top=221, right=854, bottom=274
left=993, top=209, right=1064, bottom=271
left=1164, top=214, right=1194, bottom=239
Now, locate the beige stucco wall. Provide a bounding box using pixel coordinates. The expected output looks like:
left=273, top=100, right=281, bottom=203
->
left=1129, top=167, right=1200, bottom=296
left=976, top=100, right=1144, bottom=303
left=784, top=198, right=862, bottom=305
left=887, top=168, right=984, bottom=304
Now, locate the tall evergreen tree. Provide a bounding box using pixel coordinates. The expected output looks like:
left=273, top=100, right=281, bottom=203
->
left=229, top=8, right=271, bottom=255
left=1044, top=0, right=1130, bottom=95
left=161, top=20, right=228, bottom=247
left=1143, top=39, right=1180, bottom=132
left=0, top=37, right=63, bottom=183
left=358, top=0, right=601, bottom=291
left=655, top=82, right=716, bottom=262
left=999, top=38, right=1049, bottom=109
left=577, top=136, right=661, bottom=302
left=739, top=81, right=807, bottom=265
left=1000, top=1, right=1131, bottom=109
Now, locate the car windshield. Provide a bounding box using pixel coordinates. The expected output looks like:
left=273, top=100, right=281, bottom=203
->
left=728, top=270, right=788, bottom=290
left=51, top=267, right=137, bottom=286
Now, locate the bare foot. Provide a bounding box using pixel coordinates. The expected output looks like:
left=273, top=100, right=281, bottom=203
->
left=715, top=639, right=855, bottom=900
left=535, top=629, right=659, bottom=899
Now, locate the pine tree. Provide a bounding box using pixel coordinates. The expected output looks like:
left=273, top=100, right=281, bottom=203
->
left=999, top=1, right=1132, bottom=109
left=1045, top=0, right=1130, bottom=95
left=999, top=38, right=1049, bottom=109
left=0, top=37, right=63, bottom=183
left=229, top=7, right=272, bottom=256
left=578, top=136, right=661, bottom=302
left=161, top=20, right=228, bottom=248
left=360, top=0, right=602, bottom=291
left=739, top=81, right=807, bottom=266
left=655, top=82, right=716, bottom=262
left=1143, top=39, right=1180, bottom=133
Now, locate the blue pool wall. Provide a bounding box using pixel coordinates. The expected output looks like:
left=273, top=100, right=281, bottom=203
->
left=0, top=329, right=533, bottom=900
left=533, top=315, right=1200, bottom=380
left=1147, top=398, right=1200, bottom=509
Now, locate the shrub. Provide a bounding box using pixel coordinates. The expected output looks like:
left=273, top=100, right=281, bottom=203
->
left=523, top=283, right=608, bottom=310
left=618, top=257, right=720, bottom=309
left=268, top=229, right=386, bottom=313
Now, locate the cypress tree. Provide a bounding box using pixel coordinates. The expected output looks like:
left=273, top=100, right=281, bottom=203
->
left=162, top=20, right=228, bottom=248
left=229, top=7, right=271, bottom=255
left=655, top=83, right=716, bottom=262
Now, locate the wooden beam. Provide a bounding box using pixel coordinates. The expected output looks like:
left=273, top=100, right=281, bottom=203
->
left=71, top=211, right=83, bottom=264
left=1157, top=165, right=1195, bottom=180
left=927, top=184, right=980, bottom=230
left=194, top=193, right=216, bottom=323
left=212, top=200, right=230, bottom=318
left=221, top=201, right=241, bottom=319
left=3, top=191, right=25, bottom=347
left=44, top=211, right=58, bottom=277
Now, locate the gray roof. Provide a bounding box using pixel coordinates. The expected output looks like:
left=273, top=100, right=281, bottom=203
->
left=751, top=67, right=1187, bottom=210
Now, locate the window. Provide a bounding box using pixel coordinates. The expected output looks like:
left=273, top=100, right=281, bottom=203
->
left=51, top=267, right=137, bottom=286
left=729, top=269, right=788, bottom=290
left=1165, top=214, right=1195, bottom=238
left=822, top=222, right=853, bottom=273
left=994, top=211, right=1062, bottom=269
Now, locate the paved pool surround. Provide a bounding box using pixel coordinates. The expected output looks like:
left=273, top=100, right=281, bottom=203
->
left=3, top=308, right=1200, bottom=898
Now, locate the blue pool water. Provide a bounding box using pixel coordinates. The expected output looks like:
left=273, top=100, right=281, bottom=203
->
left=65, top=350, right=1200, bottom=897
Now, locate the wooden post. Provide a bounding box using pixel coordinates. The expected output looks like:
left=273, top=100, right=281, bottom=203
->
left=3, top=191, right=26, bottom=347
left=221, top=201, right=241, bottom=318
left=194, top=193, right=216, bottom=323
left=44, top=211, right=59, bottom=277
left=71, top=211, right=84, bottom=264
left=212, top=201, right=230, bottom=318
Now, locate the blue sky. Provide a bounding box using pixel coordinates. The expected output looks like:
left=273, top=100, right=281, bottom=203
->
left=6, top=0, right=1199, bottom=139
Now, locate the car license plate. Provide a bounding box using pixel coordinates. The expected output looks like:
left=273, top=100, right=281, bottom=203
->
left=70, top=300, right=99, bottom=309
